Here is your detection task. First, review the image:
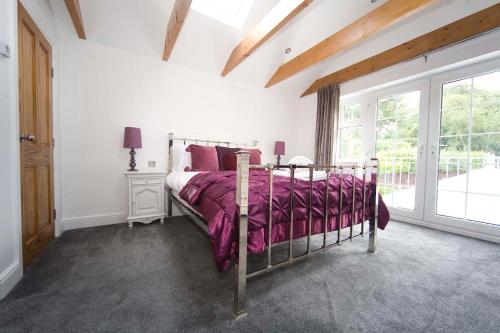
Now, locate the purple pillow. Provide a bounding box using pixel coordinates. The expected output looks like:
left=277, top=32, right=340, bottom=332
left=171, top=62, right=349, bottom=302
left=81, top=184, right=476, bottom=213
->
left=223, top=149, right=263, bottom=170
left=185, top=145, right=219, bottom=171
left=249, top=149, right=262, bottom=165
left=215, top=146, right=239, bottom=170
left=223, top=153, right=237, bottom=171
left=239, top=148, right=261, bottom=165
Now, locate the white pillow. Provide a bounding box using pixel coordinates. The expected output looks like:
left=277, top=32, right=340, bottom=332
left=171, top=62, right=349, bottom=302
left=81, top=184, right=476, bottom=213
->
left=171, top=144, right=192, bottom=171
left=288, top=156, right=314, bottom=166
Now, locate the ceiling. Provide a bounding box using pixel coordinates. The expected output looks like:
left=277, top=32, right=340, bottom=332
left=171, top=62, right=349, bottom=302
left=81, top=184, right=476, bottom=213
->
left=48, top=0, right=499, bottom=96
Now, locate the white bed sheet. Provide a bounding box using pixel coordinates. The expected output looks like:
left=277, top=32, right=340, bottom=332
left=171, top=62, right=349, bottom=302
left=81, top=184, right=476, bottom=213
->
left=166, top=171, right=200, bottom=193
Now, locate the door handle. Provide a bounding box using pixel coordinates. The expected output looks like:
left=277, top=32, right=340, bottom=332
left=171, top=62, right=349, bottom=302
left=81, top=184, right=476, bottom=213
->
left=430, top=145, right=437, bottom=157
left=20, top=134, right=35, bottom=142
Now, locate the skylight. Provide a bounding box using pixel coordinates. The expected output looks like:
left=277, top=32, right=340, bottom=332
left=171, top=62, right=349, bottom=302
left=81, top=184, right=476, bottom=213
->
left=191, top=0, right=255, bottom=30
left=255, top=0, right=305, bottom=32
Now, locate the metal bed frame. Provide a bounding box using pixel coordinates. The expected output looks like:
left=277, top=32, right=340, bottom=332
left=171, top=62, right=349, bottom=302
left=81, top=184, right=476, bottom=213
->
left=166, top=133, right=378, bottom=319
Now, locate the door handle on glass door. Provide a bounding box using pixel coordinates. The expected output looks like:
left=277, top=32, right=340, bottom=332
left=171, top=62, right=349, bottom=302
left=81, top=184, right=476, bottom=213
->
left=430, top=145, right=436, bottom=157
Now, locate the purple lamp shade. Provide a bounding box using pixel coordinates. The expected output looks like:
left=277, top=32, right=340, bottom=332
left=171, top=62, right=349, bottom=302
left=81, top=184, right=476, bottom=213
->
left=123, top=127, right=142, bottom=149
left=274, top=141, right=285, bottom=155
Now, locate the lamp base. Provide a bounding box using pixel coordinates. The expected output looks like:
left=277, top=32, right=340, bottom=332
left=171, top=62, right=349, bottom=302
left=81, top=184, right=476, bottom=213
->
left=276, top=155, right=281, bottom=166
left=128, top=148, right=138, bottom=171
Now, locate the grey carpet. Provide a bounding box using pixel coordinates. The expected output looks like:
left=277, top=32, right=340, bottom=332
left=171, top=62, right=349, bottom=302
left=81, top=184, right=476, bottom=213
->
left=1, top=217, right=499, bottom=333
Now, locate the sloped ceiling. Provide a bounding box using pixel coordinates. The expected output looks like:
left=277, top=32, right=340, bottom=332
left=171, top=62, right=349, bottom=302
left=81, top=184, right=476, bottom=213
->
left=49, top=0, right=499, bottom=96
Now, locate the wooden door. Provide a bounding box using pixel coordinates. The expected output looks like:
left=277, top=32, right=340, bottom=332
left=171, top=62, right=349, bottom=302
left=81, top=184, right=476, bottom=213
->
left=18, top=3, right=54, bottom=267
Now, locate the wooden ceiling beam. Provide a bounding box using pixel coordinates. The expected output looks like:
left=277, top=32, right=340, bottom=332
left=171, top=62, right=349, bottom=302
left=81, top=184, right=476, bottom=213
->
left=162, top=0, right=192, bottom=62
left=222, top=0, right=313, bottom=76
left=301, top=3, right=500, bottom=97
left=266, top=0, right=437, bottom=88
left=64, top=0, right=86, bottom=39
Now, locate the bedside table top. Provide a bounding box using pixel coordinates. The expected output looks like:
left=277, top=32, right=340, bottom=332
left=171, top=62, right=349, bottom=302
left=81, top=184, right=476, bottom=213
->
left=125, top=171, right=167, bottom=177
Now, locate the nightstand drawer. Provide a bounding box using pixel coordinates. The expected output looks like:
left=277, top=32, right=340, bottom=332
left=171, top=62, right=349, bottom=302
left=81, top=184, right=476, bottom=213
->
left=131, top=178, right=162, bottom=186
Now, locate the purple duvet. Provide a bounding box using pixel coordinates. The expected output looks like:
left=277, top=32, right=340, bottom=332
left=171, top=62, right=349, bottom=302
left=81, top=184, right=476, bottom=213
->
left=179, top=170, right=390, bottom=271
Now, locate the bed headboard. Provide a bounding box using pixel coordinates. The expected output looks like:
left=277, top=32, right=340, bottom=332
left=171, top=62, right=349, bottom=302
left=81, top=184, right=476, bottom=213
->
left=167, top=132, right=258, bottom=175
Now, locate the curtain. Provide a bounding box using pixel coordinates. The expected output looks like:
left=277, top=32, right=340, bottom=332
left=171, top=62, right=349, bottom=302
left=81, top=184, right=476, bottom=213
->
left=314, top=84, right=340, bottom=165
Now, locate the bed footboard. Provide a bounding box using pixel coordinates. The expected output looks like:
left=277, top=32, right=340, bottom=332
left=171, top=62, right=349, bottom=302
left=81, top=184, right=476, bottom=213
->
left=234, top=152, right=379, bottom=318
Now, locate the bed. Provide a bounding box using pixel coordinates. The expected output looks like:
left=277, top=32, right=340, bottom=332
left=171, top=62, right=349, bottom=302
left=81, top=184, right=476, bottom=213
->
left=166, top=133, right=390, bottom=318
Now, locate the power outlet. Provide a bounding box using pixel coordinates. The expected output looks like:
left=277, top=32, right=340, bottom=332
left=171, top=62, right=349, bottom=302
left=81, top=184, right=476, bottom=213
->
left=148, top=161, right=156, bottom=168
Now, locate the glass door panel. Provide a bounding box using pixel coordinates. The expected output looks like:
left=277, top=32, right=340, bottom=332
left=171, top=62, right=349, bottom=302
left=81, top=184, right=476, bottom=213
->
left=436, top=70, right=500, bottom=225
left=436, top=136, right=468, bottom=219
left=376, top=90, right=421, bottom=211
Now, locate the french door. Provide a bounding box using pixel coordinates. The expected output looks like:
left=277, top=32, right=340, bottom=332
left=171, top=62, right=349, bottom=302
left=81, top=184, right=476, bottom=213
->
left=339, top=58, right=500, bottom=238
left=425, top=59, right=500, bottom=233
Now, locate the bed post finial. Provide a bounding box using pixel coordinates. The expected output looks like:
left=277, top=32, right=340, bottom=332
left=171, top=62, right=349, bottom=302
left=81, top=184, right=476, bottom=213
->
left=234, top=150, right=250, bottom=319
left=368, top=158, right=378, bottom=253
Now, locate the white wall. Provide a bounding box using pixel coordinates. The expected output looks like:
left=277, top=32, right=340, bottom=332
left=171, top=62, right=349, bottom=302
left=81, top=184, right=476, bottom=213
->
left=294, top=97, right=316, bottom=160
left=58, top=36, right=306, bottom=230
left=0, top=0, right=22, bottom=300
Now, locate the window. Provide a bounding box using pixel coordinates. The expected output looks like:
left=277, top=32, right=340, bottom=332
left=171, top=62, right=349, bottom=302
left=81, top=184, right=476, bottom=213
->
left=338, top=103, right=363, bottom=161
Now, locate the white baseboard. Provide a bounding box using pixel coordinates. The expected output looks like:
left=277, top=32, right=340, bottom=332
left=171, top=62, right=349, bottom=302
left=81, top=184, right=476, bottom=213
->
left=0, top=261, right=22, bottom=300
left=393, top=215, right=500, bottom=244
left=62, top=212, right=127, bottom=231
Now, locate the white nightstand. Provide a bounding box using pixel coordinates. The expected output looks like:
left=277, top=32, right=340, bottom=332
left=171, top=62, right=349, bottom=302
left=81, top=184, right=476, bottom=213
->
left=125, top=171, right=166, bottom=228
